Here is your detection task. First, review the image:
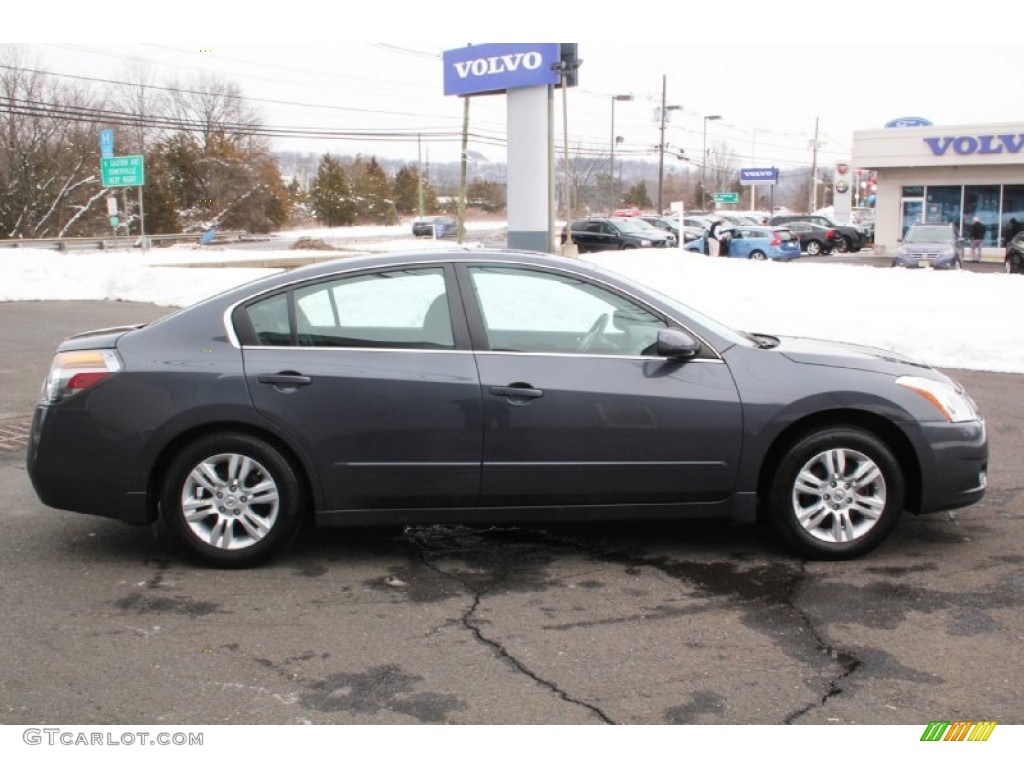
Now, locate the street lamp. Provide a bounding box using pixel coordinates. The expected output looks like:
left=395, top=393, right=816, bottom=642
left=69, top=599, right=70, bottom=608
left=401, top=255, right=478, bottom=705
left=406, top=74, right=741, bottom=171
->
left=609, top=94, right=633, bottom=210
left=702, top=114, right=721, bottom=209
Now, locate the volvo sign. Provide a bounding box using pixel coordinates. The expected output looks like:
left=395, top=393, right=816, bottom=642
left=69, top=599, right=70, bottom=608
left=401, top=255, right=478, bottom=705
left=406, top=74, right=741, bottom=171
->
left=443, top=43, right=561, bottom=96
left=739, top=167, right=778, bottom=185
left=924, top=134, right=1024, bottom=156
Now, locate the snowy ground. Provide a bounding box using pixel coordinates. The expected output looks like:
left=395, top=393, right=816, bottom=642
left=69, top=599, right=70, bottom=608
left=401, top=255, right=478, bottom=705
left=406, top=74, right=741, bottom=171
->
left=1, top=222, right=1021, bottom=374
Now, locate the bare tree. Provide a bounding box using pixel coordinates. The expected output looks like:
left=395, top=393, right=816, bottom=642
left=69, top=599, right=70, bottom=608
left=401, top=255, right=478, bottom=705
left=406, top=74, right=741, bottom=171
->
left=109, top=59, right=168, bottom=155
left=0, top=45, right=108, bottom=239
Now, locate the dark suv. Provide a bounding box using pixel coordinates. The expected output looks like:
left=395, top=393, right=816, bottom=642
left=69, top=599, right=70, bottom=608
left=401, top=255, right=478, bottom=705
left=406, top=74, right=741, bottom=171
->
left=561, top=217, right=673, bottom=253
left=769, top=214, right=868, bottom=253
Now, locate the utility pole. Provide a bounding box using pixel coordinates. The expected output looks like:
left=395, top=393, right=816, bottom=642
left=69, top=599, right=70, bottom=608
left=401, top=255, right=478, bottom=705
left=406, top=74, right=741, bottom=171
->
left=655, top=76, right=681, bottom=214
left=417, top=133, right=424, bottom=217
left=809, top=116, right=820, bottom=213
left=458, top=96, right=469, bottom=243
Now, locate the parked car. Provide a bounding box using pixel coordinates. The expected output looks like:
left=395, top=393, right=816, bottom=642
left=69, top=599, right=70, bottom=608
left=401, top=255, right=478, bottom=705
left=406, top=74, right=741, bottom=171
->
left=561, top=217, right=673, bottom=253
left=626, top=217, right=678, bottom=245
left=27, top=250, right=987, bottom=566
left=892, top=223, right=964, bottom=270
left=769, top=214, right=867, bottom=253
left=1005, top=231, right=1024, bottom=274
left=785, top=221, right=841, bottom=256
left=412, top=216, right=457, bottom=238
left=686, top=225, right=802, bottom=261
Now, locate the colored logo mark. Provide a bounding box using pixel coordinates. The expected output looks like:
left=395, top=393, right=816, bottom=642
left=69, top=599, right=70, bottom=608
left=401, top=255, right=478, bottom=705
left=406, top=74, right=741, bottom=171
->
left=920, top=721, right=996, bottom=742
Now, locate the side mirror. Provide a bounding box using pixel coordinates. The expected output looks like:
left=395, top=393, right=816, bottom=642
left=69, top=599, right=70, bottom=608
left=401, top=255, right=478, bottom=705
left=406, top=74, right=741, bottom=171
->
left=656, top=328, right=701, bottom=358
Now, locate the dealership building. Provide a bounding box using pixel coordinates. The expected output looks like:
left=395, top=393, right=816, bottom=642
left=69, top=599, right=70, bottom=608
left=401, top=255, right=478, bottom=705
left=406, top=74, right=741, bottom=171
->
left=852, top=121, right=1024, bottom=256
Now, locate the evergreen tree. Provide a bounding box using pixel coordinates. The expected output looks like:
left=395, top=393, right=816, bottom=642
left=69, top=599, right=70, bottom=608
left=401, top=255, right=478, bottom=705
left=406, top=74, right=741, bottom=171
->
left=352, top=155, right=398, bottom=225
left=310, top=154, right=355, bottom=227
left=624, top=180, right=653, bottom=210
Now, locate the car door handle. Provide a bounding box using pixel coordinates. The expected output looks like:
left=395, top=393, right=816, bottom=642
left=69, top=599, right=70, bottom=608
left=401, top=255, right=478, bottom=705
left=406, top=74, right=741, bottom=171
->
left=258, top=373, right=312, bottom=387
left=489, top=384, right=544, bottom=400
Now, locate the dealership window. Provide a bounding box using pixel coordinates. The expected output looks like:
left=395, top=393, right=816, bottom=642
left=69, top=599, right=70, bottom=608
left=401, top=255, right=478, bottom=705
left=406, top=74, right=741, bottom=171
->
left=963, top=185, right=1001, bottom=246
left=925, top=186, right=962, bottom=231
left=1002, top=185, right=1024, bottom=246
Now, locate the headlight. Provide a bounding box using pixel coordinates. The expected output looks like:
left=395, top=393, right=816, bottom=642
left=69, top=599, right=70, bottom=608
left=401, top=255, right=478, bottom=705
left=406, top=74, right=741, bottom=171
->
left=639, top=239, right=651, bottom=246
left=896, top=247, right=908, bottom=258
left=896, top=376, right=979, bottom=422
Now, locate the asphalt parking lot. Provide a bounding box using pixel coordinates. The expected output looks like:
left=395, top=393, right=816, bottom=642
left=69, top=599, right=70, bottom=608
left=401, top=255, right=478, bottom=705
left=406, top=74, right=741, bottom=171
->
left=0, top=298, right=1021, bottom=726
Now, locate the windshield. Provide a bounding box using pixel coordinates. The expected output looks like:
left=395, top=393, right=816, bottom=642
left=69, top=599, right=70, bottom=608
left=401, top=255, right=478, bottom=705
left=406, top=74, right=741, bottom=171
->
left=905, top=225, right=952, bottom=244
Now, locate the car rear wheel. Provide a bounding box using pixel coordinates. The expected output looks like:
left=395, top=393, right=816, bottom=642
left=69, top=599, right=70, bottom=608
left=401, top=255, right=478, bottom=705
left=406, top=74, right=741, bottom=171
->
left=749, top=250, right=767, bottom=260
left=158, top=433, right=305, bottom=568
left=768, top=427, right=904, bottom=560
left=805, top=240, right=823, bottom=256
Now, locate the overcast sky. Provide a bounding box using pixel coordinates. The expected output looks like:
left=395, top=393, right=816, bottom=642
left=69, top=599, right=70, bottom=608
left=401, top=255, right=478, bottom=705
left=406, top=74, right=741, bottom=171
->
left=9, top=5, right=1022, bottom=171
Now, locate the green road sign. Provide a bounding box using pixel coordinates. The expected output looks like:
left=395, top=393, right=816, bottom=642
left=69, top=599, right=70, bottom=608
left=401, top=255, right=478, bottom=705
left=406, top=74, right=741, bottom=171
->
left=101, top=155, right=145, bottom=187
left=713, top=192, right=739, bottom=204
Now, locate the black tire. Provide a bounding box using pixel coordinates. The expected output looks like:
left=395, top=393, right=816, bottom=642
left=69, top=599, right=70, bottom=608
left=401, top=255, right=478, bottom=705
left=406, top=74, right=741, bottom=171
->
left=805, top=240, right=823, bottom=256
left=158, top=433, right=305, bottom=568
left=768, top=427, right=904, bottom=560
left=621, top=244, right=637, bottom=250
left=835, top=236, right=851, bottom=253
left=749, top=250, right=767, bottom=260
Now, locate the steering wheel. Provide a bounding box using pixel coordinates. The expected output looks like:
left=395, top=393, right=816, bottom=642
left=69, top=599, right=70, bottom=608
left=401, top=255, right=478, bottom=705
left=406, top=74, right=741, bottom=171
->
left=579, top=313, right=609, bottom=352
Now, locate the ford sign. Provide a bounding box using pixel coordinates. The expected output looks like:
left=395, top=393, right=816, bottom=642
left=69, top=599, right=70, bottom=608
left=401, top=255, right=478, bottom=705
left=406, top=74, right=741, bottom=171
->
left=443, top=43, right=560, bottom=97
left=884, top=116, right=933, bottom=129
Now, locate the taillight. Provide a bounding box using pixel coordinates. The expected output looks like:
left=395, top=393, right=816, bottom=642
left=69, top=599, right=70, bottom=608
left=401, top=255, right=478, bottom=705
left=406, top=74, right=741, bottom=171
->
left=41, top=349, right=123, bottom=404
left=770, top=232, right=781, bottom=246
left=826, top=228, right=835, bottom=239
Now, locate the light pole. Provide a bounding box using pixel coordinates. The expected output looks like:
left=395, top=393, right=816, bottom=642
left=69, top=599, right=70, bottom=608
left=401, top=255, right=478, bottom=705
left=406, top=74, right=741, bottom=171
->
left=552, top=56, right=583, bottom=256
left=656, top=75, right=681, bottom=214
left=702, top=114, right=721, bottom=210
left=609, top=93, right=633, bottom=211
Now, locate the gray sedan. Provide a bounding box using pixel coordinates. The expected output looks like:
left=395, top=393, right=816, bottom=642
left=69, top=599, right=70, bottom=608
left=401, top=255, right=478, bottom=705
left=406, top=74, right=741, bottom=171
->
left=27, top=250, right=988, bottom=567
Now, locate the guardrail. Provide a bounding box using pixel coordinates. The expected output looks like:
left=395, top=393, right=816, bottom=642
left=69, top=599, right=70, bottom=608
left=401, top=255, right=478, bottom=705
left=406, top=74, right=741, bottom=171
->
left=0, top=231, right=249, bottom=251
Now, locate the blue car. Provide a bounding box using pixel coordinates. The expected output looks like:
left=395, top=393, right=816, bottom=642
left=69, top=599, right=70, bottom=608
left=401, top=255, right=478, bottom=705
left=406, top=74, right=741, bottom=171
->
left=685, top=226, right=802, bottom=261
left=892, top=223, right=963, bottom=269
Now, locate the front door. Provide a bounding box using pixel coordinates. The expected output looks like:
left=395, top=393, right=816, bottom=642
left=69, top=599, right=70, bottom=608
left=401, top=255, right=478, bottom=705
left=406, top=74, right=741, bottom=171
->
left=459, top=264, right=743, bottom=508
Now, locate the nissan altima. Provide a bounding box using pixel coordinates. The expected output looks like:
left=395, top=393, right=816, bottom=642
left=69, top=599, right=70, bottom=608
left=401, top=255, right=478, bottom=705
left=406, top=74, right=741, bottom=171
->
left=27, top=250, right=988, bottom=567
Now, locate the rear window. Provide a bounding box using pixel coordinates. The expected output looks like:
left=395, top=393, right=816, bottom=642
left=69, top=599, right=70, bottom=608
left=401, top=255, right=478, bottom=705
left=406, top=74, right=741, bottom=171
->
left=776, top=230, right=796, bottom=241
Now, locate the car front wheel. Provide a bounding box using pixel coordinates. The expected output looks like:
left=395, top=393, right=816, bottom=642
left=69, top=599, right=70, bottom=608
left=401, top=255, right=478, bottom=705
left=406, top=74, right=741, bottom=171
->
left=835, top=237, right=851, bottom=253
left=769, top=427, right=904, bottom=560
left=158, top=433, right=305, bottom=568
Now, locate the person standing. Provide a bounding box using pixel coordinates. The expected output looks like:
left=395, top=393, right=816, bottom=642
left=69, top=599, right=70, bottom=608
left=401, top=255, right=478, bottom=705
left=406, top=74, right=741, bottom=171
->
left=969, top=216, right=985, bottom=262
left=707, top=219, right=722, bottom=257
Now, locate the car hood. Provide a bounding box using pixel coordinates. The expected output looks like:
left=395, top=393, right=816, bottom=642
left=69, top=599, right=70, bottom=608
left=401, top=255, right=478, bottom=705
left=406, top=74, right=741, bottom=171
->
left=771, top=334, right=935, bottom=376
left=898, top=243, right=953, bottom=254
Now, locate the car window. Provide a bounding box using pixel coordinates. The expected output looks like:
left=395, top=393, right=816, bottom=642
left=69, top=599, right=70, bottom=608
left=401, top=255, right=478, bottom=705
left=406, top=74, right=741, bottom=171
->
left=245, top=267, right=454, bottom=349
left=468, top=266, right=668, bottom=356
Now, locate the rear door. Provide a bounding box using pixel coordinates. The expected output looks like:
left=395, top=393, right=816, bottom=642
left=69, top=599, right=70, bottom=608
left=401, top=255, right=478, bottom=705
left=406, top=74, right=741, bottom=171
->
left=238, top=264, right=483, bottom=512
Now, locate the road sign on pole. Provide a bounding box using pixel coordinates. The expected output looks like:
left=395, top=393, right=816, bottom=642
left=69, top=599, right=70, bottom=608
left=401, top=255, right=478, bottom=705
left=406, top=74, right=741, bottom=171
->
left=713, top=192, right=739, bottom=204
left=99, top=129, right=115, bottom=159
left=100, top=155, right=145, bottom=187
